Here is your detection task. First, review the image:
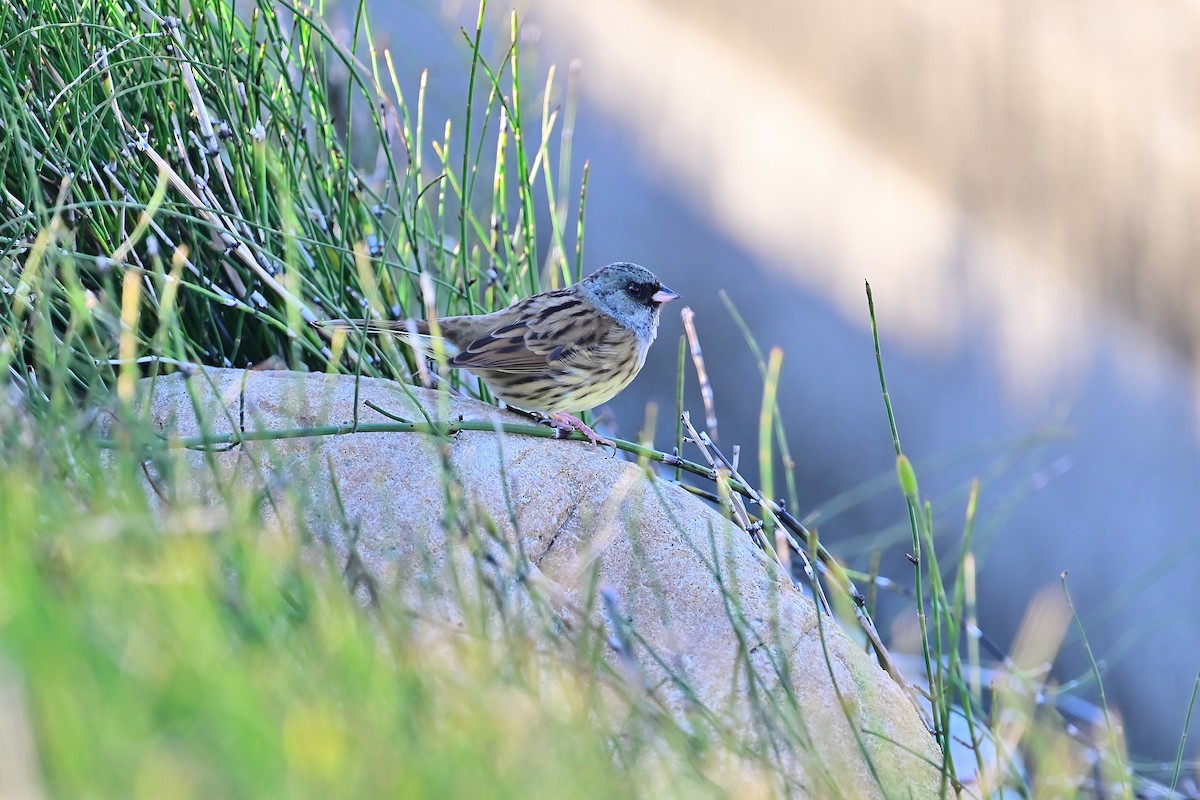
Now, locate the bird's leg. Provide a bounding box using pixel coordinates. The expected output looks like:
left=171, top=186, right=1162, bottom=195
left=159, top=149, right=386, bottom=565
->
left=546, top=411, right=616, bottom=453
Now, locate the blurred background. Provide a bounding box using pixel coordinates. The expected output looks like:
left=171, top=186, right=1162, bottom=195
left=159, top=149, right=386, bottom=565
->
left=359, top=0, right=1200, bottom=762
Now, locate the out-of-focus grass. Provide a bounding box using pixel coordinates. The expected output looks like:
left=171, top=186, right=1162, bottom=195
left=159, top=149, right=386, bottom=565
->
left=0, top=416, right=750, bottom=799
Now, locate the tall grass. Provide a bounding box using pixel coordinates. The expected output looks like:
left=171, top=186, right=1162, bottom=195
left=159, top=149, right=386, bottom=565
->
left=0, top=427, right=659, bottom=798
left=0, top=0, right=585, bottom=406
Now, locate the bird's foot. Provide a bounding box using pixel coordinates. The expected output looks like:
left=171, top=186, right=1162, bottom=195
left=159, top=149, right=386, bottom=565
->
left=546, top=411, right=616, bottom=454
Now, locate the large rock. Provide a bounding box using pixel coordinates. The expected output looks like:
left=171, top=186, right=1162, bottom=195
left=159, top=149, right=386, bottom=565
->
left=138, top=368, right=942, bottom=797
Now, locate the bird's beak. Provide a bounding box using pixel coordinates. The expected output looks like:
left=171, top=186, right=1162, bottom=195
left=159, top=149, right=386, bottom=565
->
left=652, top=285, right=681, bottom=304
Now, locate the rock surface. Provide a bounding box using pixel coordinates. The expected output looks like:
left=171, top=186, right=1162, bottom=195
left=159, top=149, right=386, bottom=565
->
left=138, top=368, right=942, bottom=797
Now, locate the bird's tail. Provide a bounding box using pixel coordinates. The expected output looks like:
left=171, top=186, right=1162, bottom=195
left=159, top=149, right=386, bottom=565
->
left=313, top=318, right=431, bottom=335
left=313, top=318, right=451, bottom=356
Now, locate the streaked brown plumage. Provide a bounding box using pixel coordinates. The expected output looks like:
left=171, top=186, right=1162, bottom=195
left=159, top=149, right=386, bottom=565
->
left=318, top=262, right=679, bottom=445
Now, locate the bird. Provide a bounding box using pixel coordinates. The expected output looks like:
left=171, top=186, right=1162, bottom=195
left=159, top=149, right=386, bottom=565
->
left=317, top=262, right=680, bottom=446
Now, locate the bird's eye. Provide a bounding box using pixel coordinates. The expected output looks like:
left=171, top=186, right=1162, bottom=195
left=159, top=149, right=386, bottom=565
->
left=625, top=281, right=657, bottom=304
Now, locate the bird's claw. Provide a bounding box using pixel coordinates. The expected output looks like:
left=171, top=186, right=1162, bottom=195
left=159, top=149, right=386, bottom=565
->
left=546, top=412, right=617, bottom=455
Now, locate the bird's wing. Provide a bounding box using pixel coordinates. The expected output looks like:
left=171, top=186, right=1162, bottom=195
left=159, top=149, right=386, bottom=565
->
left=450, top=292, right=621, bottom=374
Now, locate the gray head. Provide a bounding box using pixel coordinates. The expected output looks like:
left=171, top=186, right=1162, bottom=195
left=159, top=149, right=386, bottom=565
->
left=578, top=262, right=680, bottom=344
